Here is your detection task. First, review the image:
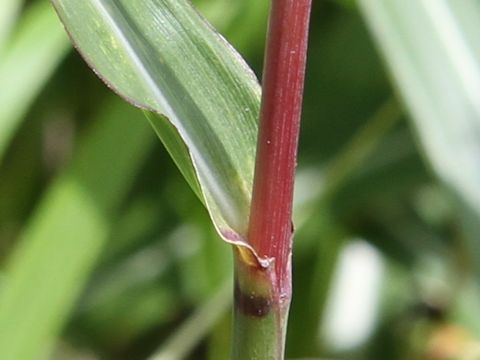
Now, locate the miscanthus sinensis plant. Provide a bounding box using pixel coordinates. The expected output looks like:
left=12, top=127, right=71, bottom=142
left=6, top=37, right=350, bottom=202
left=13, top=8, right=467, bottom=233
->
left=51, top=0, right=311, bottom=358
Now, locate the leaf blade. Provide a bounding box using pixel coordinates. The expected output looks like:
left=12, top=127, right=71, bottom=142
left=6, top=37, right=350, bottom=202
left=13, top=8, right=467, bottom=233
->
left=51, top=0, right=261, bottom=246
left=0, top=99, right=155, bottom=359
left=0, top=1, right=70, bottom=163
left=358, top=0, right=480, bottom=221
left=0, top=0, right=23, bottom=54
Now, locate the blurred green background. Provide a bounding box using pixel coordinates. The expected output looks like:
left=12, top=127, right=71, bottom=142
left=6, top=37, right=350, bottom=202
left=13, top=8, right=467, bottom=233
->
left=1, top=0, right=480, bottom=359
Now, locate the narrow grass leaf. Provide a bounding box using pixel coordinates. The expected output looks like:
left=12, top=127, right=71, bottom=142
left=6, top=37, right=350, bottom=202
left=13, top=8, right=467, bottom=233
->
left=0, top=1, right=70, bottom=163
left=51, top=0, right=261, bottom=252
left=148, top=281, right=232, bottom=360
left=0, top=0, right=23, bottom=54
left=358, top=1, right=480, bottom=226
left=0, top=99, right=155, bottom=359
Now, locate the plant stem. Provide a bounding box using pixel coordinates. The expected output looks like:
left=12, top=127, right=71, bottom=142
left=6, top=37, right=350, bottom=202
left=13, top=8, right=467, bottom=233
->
left=232, top=250, right=283, bottom=360
left=233, top=0, right=312, bottom=358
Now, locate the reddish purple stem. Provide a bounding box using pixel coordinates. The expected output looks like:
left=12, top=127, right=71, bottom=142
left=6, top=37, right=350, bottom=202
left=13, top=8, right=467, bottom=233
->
left=248, top=0, right=312, bottom=295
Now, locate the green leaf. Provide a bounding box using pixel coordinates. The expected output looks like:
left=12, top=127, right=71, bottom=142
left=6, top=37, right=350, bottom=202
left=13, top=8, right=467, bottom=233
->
left=0, top=1, right=70, bottom=163
left=195, top=0, right=269, bottom=56
left=0, top=98, right=155, bottom=359
left=51, top=0, right=261, bottom=252
left=358, top=2, right=480, bottom=226
left=148, top=281, right=232, bottom=360
left=145, top=112, right=203, bottom=204
left=0, top=0, right=23, bottom=54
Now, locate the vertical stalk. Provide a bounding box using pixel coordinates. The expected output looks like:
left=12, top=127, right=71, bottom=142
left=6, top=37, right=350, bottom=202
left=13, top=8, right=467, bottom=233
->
left=233, top=0, right=312, bottom=359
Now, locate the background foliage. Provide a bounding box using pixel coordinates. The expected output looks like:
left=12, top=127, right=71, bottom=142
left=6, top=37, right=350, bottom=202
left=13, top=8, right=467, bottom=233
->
left=1, top=0, right=480, bottom=359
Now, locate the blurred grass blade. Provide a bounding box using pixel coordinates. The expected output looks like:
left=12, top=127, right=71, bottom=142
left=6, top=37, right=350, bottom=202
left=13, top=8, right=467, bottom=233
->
left=0, top=1, right=70, bottom=163
left=195, top=0, right=269, bottom=56
left=51, top=0, right=261, bottom=251
left=358, top=1, right=480, bottom=221
left=0, top=0, right=23, bottom=54
left=0, top=99, right=155, bottom=359
left=148, top=281, right=232, bottom=360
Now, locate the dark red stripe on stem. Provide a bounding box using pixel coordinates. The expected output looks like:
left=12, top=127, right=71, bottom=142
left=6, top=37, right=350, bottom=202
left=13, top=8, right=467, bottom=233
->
left=248, top=0, right=312, bottom=296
